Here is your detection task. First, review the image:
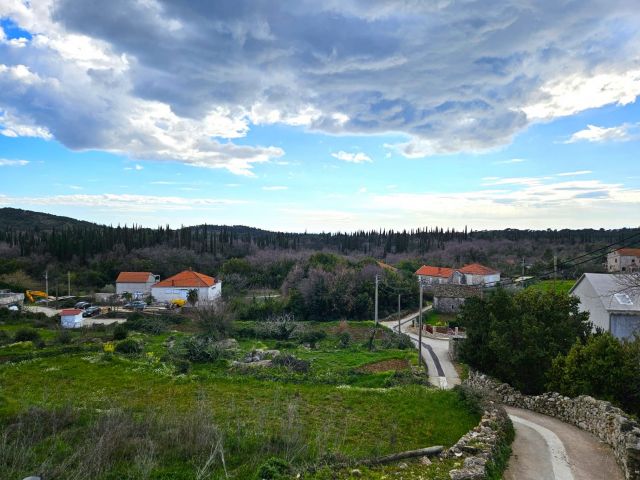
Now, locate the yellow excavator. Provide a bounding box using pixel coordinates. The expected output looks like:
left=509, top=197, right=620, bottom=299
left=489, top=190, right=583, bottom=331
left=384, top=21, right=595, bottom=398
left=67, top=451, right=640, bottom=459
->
left=25, top=290, right=49, bottom=303
left=170, top=299, right=186, bottom=308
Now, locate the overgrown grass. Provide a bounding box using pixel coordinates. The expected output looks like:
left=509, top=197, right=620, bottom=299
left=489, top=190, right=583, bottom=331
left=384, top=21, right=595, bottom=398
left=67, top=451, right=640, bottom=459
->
left=526, top=279, right=575, bottom=295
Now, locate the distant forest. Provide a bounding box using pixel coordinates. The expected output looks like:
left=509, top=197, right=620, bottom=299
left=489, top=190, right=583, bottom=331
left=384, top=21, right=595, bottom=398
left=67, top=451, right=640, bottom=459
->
left=0, top=208, right=638, bottom=298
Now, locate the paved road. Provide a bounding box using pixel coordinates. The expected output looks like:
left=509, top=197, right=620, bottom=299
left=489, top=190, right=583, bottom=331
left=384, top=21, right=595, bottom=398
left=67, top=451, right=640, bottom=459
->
left=381, top=310, right=460, bottom=389
left=505, top=406, right=623, bottom=480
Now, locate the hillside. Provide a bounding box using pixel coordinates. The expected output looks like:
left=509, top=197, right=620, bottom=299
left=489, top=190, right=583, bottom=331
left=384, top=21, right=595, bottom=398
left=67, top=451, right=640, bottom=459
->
left=0, top=208, right=95, bottom=231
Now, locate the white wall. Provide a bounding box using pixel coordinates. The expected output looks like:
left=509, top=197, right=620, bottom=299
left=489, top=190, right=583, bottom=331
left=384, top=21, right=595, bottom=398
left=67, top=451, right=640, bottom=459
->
left=464, top=273, right=500, bottom=285
left=152, top=283, right=222, bottom=304
left=61, top=313, right=84, bottom=328
left=572, top=279, right=610, bottom=333
left=116, top=281, right=155, bottom=296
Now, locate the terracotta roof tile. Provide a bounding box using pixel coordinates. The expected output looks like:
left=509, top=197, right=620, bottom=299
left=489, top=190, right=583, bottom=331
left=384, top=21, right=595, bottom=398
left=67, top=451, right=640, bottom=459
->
left=459, top=263, right=499, bottom=275
left=153, top=270, right=216, bottom=288
left=415, top=265, right=456, bottom=277
left=116, top=272, right=154, bottom=283
left=616, top=248, right=640, bottom=257
left=61, top=309, right=83, bottom=315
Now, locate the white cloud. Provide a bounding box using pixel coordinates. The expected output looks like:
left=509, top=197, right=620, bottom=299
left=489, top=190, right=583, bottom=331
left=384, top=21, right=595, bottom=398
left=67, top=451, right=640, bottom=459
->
left=134, top=164, right=143, bottom=171
left=1, top=0, right=640, bottom=163
left=331, top=151, right=372, bottom=163
left=0, top=158, right=29, bottom=166
left=494, top=158, right=526, bottom=165
left=0, top=193, right=248, bottom=212
left=565, top=124, right=637, bottom=143
left=556, top=170, right=592, bottom=177
left=262, top=186, right=288, bottom=191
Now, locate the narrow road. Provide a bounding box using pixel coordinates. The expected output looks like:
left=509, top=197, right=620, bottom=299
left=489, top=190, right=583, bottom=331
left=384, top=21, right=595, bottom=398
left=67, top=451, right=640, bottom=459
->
left=381, top=310, right=460, bottom=389
left=505, top=406, right=623, bottom=480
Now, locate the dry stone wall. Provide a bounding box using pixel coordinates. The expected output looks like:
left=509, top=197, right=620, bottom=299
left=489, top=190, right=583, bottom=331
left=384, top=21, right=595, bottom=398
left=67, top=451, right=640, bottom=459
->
left=441, top=399, right=512, bottom=480
left=465, top=370, right=640, bottom=480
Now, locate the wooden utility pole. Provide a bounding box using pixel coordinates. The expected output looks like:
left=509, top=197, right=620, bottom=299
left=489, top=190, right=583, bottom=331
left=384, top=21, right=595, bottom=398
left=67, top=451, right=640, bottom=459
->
left=45, top=270, right=49, bottom=298
left=374, top=274, right=379, bottom=326
left=68, top=271, right=71, bottom=297
left=397, top=294, right=401, bottom=332
left=418, top=282, right=423, bottom=370
left=553, top=255, right=558, bottom=289
left=521, top=257, right=525, bottom=277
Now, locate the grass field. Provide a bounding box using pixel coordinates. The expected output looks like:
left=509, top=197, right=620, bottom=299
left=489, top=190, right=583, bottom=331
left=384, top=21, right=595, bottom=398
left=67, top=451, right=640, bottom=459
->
left=526, top=279, right=575, bottom=295
left=0, top=311, right=480, bottom=479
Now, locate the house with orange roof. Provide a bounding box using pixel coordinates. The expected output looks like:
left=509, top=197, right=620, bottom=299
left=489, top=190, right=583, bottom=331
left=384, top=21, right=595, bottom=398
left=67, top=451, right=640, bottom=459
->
left=607, top=248, right=640, bottom=273
left=116, top=272, right=160, bottom=297
left=415, top=265, right=464, bottom=285
left=458, top=263, right=501, bottom=286
left=151, top=269, right=221, bottom=305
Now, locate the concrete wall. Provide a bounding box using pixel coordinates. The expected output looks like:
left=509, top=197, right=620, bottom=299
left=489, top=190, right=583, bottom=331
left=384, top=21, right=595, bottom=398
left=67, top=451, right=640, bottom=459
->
left=464, top=272, right=500, bottom=285
left=572, top=277, right=610, bottom=332
left=465, top=370, right=640, bottom=480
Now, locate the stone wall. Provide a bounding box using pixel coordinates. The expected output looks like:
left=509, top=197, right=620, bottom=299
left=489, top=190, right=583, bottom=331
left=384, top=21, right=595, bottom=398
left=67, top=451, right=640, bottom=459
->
left=465, top=370, right=640, bottom=480
left=442, top=399, right=513, bottom=479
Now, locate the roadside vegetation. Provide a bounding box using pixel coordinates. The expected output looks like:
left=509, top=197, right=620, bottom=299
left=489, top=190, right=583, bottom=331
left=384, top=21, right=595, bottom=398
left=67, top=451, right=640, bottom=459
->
left=0, top=308, right=480, bottom=479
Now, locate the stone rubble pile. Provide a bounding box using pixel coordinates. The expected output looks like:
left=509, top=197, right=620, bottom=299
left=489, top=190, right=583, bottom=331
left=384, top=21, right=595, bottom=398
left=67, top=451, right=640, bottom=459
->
left=465, top=370, right=640, bottom=480
left=442, top=400, right=511, bottom=480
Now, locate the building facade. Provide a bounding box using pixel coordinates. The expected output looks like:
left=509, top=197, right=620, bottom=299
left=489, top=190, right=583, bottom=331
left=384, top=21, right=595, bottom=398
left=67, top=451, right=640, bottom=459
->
left=151, top=270, right=221, bottom=305
left=116, top=272, right=159, bottom=297
left=607, top=248, right=640, bottom=273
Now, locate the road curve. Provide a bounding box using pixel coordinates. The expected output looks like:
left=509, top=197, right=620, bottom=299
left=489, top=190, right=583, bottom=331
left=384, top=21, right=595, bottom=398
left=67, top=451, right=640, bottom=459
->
left=381, top=310, right=460, bottom=389
left=505, top=406, right=623, bottom=480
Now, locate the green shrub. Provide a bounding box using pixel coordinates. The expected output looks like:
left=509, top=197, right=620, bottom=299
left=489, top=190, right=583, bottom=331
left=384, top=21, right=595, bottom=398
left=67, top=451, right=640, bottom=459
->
left=112, top=323, right=128, bottom=340
left=272, top=354, right=310, bottom=373
left=56, top=329, right=73, bottom=345
left=174, top=359, right=191, bottom=375
left=115, top=339, right=143, bottom=355
left=337, top=331, right=351, bottom=348
left=183, top=336, right=226, bottom=363
left=254, top=457, right=291, bottom=480
left=0, top=330, right=9, bottom=344
left=126, top=315, right=168, bottom=334
left=13, top=328, right=40, bottom=342
left=296, top=330, right=327, bottom=347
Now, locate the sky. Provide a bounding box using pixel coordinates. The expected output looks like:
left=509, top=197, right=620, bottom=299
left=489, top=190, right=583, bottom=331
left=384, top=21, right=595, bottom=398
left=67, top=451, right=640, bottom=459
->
left=0, top=0, right=639, bottom=232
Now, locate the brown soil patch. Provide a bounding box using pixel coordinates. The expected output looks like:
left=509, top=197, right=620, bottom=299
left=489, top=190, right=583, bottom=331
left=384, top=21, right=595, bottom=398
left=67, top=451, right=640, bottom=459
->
left=329, top=321, right=386, bottom=341
left=357, top=358, right=410, bottom=373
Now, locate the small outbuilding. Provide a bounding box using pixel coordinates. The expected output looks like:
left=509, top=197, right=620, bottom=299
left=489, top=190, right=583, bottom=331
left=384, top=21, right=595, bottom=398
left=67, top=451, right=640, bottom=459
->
left=60, top=309, right=84, bottom=328
left=116, top=272, right=159, bottom=298
left=570, top=273, right=640, bottom=340
left=433, top=284, right=482, bottom=313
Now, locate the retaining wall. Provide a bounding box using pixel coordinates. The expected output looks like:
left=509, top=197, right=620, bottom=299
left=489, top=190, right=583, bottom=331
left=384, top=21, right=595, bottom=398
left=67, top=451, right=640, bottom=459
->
left=465, top=370, right=640, bottom=480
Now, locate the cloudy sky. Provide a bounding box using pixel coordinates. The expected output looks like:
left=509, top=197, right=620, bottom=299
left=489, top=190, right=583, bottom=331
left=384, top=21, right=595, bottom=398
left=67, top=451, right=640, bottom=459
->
left=1, top=0, right=639, bottom=232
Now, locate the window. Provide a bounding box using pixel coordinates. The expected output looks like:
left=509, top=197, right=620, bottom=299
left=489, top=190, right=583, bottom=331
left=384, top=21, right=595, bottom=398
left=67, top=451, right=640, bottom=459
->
left=614, top=293, right=633, bottom=306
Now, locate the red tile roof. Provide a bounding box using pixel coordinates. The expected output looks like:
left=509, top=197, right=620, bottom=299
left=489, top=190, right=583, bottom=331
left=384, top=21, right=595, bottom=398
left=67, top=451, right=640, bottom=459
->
left=153, top=270, right=216, bottom=288
left=415, top=265, right=456, bottom=278
left=616, top=248, right=640, bottom=257
left=116, top=272, right=154, bottom=283
left=459, top=263, right=499, bottom=275
left=61, top=309, right=83, bottom=315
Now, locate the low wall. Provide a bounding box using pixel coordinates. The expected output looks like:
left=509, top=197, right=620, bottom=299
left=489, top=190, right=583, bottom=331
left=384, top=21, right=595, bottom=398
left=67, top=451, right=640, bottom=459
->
left=465, top=370, right=640, bottom=480
left=442, top=398, right=513, bottom=479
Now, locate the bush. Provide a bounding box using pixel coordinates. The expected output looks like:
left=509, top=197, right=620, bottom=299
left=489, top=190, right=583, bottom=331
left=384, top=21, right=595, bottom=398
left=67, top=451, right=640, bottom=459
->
left=174, top=359, right=191, bottom=375
left=254, top=457, right=291, bottom=480
left=337, top=331, right=351, bottom=348
left=296, top=330, right=327, bottom=348
left=115, top=339, right=143, bottom=355
left=380, top=331, right=413, bottom=350
left=13, top=328, right=40, bottom=342
left=56, top=329, right=73, bottom=345
left=182, top=336, right=226, bottom=363
left=125, top=314, right=168, bottom=334
left=112, top=323, right=128, bottom=340
left=0, top=330, right=9, bottom=344
left=272, top=354, right=310, bottom=373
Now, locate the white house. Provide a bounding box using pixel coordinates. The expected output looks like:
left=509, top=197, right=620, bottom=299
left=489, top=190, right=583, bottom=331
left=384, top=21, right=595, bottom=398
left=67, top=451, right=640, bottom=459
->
left=459, top=263, right=501, bottom=286
left=570, top=273, right=640, bottom=340
left=116, top=272, right=159, bottom=298
left=151, top=269, right=221, bottom=305
left=60, top=309, right=84, bottom=328
left=415, top=266, right=463, bottom=285
left=607, top=248, right=640, bottom=273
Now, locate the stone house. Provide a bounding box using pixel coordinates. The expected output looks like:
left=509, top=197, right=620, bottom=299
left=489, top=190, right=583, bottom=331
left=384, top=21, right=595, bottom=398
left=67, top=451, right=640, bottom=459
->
left=415, top=266, right=464, bottom=286
left=607, top=248, right=640, bottom=273
left=433, top=284, right=482, bottom=313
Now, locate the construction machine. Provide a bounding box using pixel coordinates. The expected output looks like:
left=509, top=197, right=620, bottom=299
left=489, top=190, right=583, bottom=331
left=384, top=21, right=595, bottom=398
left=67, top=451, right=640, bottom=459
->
left=170, top=299, right=186, bottom=308
left=25, top=290, right=49, bottom=303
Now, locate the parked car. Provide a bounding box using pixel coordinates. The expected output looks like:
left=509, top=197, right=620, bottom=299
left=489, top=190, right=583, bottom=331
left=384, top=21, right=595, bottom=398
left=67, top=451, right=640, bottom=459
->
left=82, top=306, right=101, bottom=317
left=74, top=301, right=91, bottom=310
left=124, top=301, right=146, bottom=311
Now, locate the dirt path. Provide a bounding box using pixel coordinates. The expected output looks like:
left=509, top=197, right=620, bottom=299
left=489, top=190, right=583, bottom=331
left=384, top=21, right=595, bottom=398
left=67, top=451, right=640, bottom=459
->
left=505, top=406, right=623, bottom=480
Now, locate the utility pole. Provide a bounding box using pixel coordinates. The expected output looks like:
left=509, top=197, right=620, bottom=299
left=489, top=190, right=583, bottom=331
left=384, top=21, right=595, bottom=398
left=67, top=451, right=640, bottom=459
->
left=553, top=255, right=558, bottom=288
left=418, top=281, right=423, bottom=370
left=45, top=270, right=49, bottom=298
left=68, top=271, right=71, bottom=297
left=397, top=294, right=401, bottom=333
left=374, top=274, right=379, bottom=326
left=521, top=257, right=525, bottom=277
